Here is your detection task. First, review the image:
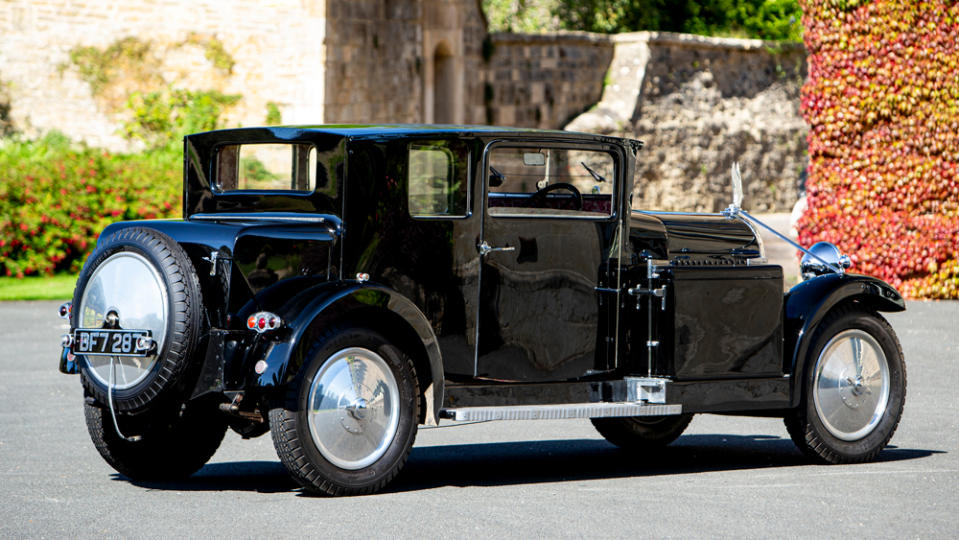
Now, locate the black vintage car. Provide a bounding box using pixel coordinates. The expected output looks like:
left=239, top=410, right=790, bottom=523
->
left=58, top=126, right=906, bottom=495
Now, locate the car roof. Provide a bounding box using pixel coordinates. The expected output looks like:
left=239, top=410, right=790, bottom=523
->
left=186, top=124, right=643, bottom=149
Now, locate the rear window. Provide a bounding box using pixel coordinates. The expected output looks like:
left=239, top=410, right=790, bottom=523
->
left=215, top=143, right=317, bottom=192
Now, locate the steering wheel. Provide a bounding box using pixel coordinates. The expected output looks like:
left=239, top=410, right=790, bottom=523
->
left=528, top=182, right=583, bottom=210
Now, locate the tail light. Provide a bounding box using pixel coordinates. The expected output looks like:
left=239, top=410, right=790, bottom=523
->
left=246, top=311, right=283, bottom=334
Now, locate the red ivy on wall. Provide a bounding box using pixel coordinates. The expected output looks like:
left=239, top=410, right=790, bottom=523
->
left=798, top=0, right=959, bottom=299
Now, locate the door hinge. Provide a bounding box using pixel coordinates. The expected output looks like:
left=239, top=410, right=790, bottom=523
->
left=627, top=284, right=667, bottom=311
left=202, top=250, right=232, bottom=276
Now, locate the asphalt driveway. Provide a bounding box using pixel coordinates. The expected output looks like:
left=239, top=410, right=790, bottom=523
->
left=0, top=300, right=955, bottom=538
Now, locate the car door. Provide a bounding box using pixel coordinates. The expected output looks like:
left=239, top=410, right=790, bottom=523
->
left=474, top=141, right=623, bottom=381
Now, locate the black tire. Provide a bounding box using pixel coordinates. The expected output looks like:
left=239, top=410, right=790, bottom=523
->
left=785, top=306, right=906, bottom=464
left=269, top=326, right=420, bottom=496
left=591, top=414, right=693, bottom=450
left=84, top=399, right=228, bottom=481
left=73, top=227, right=205, bottom=413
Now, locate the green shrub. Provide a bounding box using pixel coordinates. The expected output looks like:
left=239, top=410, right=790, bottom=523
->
left=548, top=0, right=803, bottom=41
left=0, top=132, right=180, bottom=277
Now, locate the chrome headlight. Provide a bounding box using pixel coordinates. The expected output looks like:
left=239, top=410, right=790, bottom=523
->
left=801, top=241, right=852, bottom=279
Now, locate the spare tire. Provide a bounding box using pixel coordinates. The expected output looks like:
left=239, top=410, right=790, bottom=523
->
left=73, top=227, right=206, bottom=413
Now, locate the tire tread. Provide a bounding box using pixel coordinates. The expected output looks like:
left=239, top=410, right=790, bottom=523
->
left=269, top=325, right=419, bottom=496
left=785, top=304, right=906, bottom=464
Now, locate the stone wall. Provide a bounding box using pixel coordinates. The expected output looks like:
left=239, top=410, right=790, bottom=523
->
left=0, top=5, right=807, bottom=213
left=322, top=0, right=487, bottom=125
left=568, top=32, right=808, bottom=213
left=0, top=0, right=328, bottom=150
left=484, top=32, right=613, bottom=128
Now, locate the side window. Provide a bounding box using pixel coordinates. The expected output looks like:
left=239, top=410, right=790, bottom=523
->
left=215, top=143, right=317, bottom=192
left=407, top=140, right=469, bottom=217
left=487, top=145, right=616, bottom=218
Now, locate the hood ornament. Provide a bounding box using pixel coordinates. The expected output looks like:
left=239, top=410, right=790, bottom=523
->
left=730, top=162, right=743, bottom=211
left=722, top=162, right=850, bottom=278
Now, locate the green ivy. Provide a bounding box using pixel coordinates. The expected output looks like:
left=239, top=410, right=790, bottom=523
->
left=182, top=32, right=236, bottom=74
left=265, top=101, right=282, bottom=125
left=66, top=37, right=154, bottom=94
left=123, top=88, right=241, bottom=150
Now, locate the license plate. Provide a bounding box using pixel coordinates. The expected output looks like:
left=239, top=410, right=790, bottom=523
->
left=73, top=329, right=152, bottom=357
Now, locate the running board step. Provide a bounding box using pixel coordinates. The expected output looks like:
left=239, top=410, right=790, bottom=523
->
left=439, top=402, right=682, bottom=422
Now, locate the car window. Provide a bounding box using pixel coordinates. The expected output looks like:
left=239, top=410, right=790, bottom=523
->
left=215, top=143, right=317, bottom=192
left=407, top=140, right=469, bottom=217
left=487, top=145, right=615, bottom=218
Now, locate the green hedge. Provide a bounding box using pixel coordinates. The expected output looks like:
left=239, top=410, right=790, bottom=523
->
left=0, top=133, right=180, bottom=277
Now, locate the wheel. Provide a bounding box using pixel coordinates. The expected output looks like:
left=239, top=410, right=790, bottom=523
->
left=785, top=307, right=906, bottom=463
left=591, top=414, right=693, bottom=450
left=72, top=227, right=205, bottom=413
left=84, top=399, right=228, bottom=481
left=269, top=326, right=420, bottom=496
left=529, top=182, right=583, bottom=210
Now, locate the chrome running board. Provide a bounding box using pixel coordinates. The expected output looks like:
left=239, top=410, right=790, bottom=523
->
left=439, top=402, right=682, bottom=422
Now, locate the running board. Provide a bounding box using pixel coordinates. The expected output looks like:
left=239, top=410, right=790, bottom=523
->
left=439, top=402, right=682, bottom=422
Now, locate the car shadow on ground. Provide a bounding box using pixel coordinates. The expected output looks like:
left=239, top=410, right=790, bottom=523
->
left=118, top=433, right=940, bottom=495
left=388, top=434, right=938, bottom=493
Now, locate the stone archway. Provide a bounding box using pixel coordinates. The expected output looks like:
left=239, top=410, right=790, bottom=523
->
left=433, top=42, right=456, bottom=124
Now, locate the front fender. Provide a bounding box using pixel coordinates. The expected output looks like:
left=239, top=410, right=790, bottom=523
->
left=784, top=273, right=905, bottom=407
left=251, top=282, right=445, bottom=425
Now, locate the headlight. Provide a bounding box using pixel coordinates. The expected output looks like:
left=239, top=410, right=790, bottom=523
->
left=801, top=241, right=852, bottom=279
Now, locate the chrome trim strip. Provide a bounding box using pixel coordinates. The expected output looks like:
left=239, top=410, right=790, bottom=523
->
left=441, top=402, right=682, bottom=422
left=632, top=210, right=725, bottom=217
left=190, top=212, right=341, bottom=226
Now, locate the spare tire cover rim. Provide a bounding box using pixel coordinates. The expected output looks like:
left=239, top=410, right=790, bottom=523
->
left=79, top=251, right=169, bottom=390
left=307, top=347, right=400, bottom=470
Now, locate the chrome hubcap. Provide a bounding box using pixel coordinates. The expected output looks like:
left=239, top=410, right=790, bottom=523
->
left=813, top=329, right=890, bottom=441
left=78, top=252, right=168, bottom=389
left=307, top=347, right=400, bottom=470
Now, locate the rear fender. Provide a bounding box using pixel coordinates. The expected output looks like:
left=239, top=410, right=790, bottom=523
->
left=784, top=273, right=905, bottom=407
left=251, top=282, right=444, bottom=425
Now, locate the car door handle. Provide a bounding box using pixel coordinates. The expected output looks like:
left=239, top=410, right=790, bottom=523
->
left=478, top=241, right=516, bottom=256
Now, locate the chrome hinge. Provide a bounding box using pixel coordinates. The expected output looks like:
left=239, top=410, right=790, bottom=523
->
left=593, top=287, right=620, bottom=294
left=201, top=250, right=231, bottom=276
left=627, top=285, right=668, bottom=311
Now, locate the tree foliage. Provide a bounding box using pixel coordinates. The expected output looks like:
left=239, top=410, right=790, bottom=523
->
left=483, top=0, right=803, bottom=41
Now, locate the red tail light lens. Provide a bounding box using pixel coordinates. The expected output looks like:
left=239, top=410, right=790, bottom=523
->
left=247, top=312, right=282, bottom=334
